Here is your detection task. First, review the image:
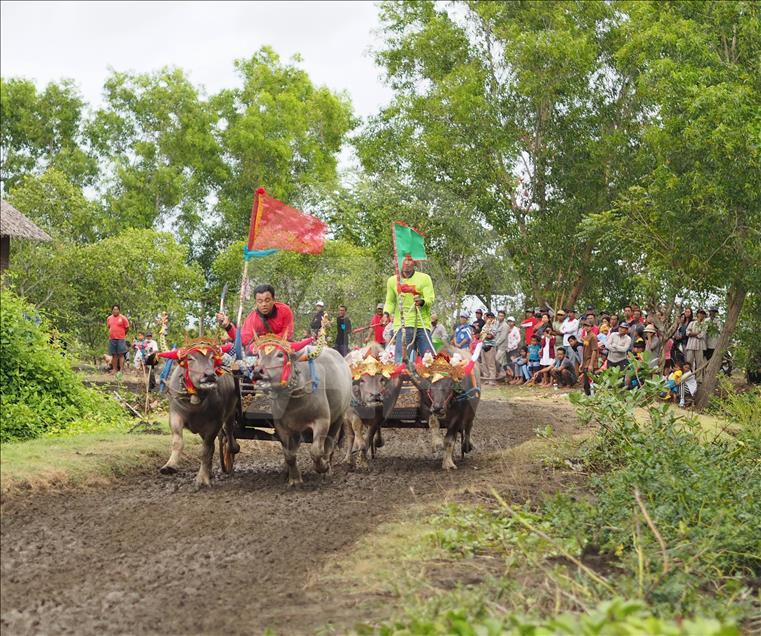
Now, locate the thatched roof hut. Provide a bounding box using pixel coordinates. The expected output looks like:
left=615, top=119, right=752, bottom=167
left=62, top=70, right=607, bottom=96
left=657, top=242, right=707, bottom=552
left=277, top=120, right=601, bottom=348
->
left=1, top=200, right=52, bottom=273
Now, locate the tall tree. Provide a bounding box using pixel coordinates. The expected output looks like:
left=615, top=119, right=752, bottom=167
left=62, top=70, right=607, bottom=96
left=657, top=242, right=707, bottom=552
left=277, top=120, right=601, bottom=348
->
left=212, top=47, right=356, bottom=237
left=88, top=67, right=225, bottom=239
left=0, top=78, right=96, bottom=194
left=616, top=0, right=761, bottom=407
left=358, top=1, right=642, bottom=308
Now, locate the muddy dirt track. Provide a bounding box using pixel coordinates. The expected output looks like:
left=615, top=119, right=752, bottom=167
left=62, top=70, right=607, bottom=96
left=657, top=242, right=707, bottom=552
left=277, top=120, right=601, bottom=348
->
left=1, top=397, right=577, bottom=635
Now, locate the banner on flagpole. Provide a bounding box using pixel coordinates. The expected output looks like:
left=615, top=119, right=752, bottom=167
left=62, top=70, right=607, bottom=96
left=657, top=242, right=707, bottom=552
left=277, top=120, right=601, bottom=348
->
left=246, top=188, right=326, bottom=255
left=392, top=221, right=427, bottom=270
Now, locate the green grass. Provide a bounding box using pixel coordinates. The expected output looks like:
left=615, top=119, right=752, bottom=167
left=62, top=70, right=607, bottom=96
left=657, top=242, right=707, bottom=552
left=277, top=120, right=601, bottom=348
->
left=0, top=427, right=197, bottom=496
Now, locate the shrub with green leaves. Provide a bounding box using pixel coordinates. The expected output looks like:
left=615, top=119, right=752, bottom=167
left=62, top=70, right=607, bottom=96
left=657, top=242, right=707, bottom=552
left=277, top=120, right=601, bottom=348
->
left=366, top=598, right=739, bottom=635
left=563, top=370, right=761, bottom=617
left=0, top=289, right=123, bottom=442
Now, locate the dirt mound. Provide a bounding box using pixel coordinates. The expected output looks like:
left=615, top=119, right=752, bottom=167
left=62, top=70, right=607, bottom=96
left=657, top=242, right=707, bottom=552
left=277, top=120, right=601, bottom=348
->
left=1, top=398, right=577, bottom=635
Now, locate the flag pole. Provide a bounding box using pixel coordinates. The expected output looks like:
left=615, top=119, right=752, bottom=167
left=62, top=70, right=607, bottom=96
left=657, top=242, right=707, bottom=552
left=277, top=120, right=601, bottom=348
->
left=391, top=222, right=409, bottom=364
left=234, top=188, right=265, bottom=359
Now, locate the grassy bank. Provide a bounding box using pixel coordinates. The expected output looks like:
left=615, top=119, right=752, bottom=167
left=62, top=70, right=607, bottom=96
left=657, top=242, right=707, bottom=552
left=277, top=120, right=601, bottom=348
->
left=0, top=426, right=194, bottom=497
left=320, top=376, right=758, bottom=634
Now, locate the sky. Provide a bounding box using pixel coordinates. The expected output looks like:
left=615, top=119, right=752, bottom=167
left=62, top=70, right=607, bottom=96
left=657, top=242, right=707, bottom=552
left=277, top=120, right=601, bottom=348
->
left=0, top=0, right=394, bottom=119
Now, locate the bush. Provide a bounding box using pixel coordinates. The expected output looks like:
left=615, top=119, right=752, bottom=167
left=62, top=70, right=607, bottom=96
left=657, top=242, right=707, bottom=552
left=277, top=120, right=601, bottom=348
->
left=708, top=378, right=761, bottom=427
left=367, top=598, right=740, bottom=635
left=0, top=289, right=123, bottom=442
left=563, top=369, right=761, bottom=617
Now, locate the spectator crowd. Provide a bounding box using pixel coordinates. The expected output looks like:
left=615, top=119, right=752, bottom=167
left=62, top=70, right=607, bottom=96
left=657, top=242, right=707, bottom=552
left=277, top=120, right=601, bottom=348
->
left=323, top=301, right=722, bottom=406
left=467, top=303, right=722, bottom=404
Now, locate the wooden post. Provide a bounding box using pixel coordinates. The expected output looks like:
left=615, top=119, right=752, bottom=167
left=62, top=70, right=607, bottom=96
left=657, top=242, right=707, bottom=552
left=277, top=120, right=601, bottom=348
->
left=0, top=235, right=9, bottom=274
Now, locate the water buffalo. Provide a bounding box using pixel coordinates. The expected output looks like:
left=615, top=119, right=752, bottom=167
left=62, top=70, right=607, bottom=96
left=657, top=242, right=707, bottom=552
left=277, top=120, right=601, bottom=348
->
left=343, top=346, right=405, bottom=466
left=254, top=337, right=352, bottom=486
left=158, top=341, right=238, bottom=487
left=411, top=348, right=481, bottom=470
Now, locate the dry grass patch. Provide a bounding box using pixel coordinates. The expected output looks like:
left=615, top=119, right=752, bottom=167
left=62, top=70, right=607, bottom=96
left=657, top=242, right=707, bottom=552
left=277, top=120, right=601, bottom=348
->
left=0, top=429, right=198, bottom=498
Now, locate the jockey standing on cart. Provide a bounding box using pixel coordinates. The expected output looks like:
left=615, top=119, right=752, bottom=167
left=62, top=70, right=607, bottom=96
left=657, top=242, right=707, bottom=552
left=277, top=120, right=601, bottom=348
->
left=384, top=256, right=435, bottom=363
left=215, top=283, right=294, bottom=352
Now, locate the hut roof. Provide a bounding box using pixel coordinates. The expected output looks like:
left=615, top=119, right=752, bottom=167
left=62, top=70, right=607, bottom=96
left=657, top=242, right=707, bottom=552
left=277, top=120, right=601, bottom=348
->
left=0, top=200, right=52, bottom=241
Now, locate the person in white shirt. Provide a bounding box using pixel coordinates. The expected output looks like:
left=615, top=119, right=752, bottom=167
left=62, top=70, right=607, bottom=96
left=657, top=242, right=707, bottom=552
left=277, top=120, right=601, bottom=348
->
left=606, top=322, right=632, bottom=370
left=506, top=316, right=521, bottom=366
left=561, top=308, right=580, bottom=356
left=142, top=331, right=160, bottom=390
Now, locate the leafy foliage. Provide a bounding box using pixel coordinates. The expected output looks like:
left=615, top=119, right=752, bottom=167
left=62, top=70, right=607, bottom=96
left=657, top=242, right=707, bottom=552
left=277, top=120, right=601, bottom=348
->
left=0, top=77, right=97, bottom=193
left=5, top=229, right=204, bottom=359
left=213, top=47, right=356, bottom=238
left=0, top=289, right=123, bottom=442
left=366, top=598, right=739, bottom=635
left=564, top=372, right=761, bottom=616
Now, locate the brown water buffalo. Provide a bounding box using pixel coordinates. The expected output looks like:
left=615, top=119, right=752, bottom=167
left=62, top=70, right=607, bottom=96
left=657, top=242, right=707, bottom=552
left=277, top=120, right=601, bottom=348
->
left=253, top=338, right=352, bottom=486
left=158, top=341, right=238, bottom=487
left=410, top=347, right=481, bottom=470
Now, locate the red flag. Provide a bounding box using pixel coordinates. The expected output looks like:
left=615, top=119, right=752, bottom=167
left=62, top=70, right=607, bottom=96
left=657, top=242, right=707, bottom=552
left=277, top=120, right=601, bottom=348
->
left=247, top=188, right=326, bottom=254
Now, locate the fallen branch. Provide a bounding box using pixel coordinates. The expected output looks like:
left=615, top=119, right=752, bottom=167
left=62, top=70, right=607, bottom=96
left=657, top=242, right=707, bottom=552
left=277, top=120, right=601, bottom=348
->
left=490, top=488, right=615, bottom=593
left=634, top=488, right=670, bottom=576
left=113, top=391, right=141, bottom=418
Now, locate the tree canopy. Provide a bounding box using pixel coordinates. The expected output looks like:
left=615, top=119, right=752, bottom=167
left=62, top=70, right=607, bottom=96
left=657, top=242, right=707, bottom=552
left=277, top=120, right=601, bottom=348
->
left=1, top=5, right=759, bottom=399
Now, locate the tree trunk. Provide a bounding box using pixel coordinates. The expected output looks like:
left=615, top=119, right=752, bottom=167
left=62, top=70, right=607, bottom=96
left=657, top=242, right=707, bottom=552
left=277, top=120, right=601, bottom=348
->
left=694, top=282, right=746, bottom=410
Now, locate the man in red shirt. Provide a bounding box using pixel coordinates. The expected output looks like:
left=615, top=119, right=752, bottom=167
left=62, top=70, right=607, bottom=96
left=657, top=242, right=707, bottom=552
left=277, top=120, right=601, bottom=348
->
left=106, top=304, right=130, bottom=374
left=368, top=303, right=386, bottom=345
left=520, top=308, right=541, bottom=345
left=216, top=284, right=294, bottom=354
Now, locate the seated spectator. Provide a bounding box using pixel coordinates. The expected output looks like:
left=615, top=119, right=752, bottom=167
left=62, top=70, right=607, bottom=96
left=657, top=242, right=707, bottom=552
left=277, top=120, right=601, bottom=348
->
left=679, top=361, right=699, bottom=406
left=566, top=335, right=583, bottom=370
left=550, top=348, right=577, bottom=387
left=510, top=346, right=531, bottom=384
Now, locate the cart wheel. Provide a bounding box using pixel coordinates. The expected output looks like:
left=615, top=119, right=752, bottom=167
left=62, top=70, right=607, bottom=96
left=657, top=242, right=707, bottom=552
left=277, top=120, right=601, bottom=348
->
left=219, top=432, right=235, bottom=474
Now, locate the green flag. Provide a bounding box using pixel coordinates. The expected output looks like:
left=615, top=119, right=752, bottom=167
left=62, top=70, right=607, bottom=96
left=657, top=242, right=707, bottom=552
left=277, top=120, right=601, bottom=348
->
left=393, top=222, right=427, bottom=270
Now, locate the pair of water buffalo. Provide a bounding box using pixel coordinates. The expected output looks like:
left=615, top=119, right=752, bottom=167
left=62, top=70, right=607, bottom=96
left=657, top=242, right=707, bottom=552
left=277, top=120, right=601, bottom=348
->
left=159, top=340, right=479, bottom=487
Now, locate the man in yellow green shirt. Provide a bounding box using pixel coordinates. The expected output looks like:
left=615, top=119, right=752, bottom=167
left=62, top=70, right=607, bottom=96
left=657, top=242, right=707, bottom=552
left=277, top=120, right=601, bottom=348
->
left=383, top=257, right=435, bottom=363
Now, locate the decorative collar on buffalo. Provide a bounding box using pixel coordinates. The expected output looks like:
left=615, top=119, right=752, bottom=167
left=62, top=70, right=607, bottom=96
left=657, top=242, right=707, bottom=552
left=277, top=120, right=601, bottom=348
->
left=247, top=334, right=314, bottom=386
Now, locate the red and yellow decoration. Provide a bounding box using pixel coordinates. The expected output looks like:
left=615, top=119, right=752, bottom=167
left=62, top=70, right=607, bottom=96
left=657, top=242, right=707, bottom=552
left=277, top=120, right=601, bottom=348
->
left=249, top=334, right=314, bottom=386
left=348, top=354, right=406, bottom=382
left=414, top=351, right=475, bottom=384
left=158, top=337, right=233, bottom=394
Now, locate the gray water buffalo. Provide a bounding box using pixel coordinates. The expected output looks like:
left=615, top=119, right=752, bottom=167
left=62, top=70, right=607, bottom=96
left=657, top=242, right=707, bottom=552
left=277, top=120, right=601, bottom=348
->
left=254, top=338, right=352, bottom=486
left=343, top=346, right=405, bottom=466
left=410, top=348, right=481, bottom=470
left=158, top=341, right=238, bottom=486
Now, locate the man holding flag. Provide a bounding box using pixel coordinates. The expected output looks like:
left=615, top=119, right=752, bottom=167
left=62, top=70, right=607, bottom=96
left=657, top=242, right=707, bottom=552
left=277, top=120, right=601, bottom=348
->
left=385, top=222, right=436, bottom=363
left=217, top=187, right=326, bottom=357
